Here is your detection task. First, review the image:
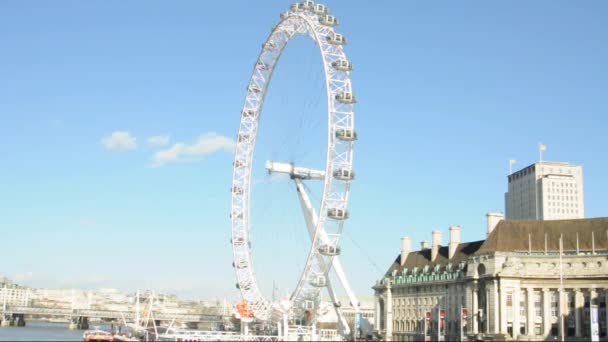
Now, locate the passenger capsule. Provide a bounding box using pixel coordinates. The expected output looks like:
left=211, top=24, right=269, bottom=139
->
left=328, top=208, right=349, bottom=220
left=233, top=160, right=246, bottom=168
left=236, top=281, right=252, bottom=291
left=333, top=301, right=342, bottom=308
left=331, top=59, right=352, bottom=71
left=263, top=41, right=278, bottom=50
left=309, top=275, right=327, bottom=287
left=302, top=0, right=315, bottom=10
left=238, top=134, right=251, bottom=143
left=255, top=62, right=270, bottom=70
left=313, top=4, right=327, bottom=14
left=242, top=109, right=258, bottom=118
left=335, top=128, right=358, bottom=141
left=248, top=85, right=262, bottom=93
left=335, top=91, right=356, bottom=104
left=318, top=244, right=341, bottom=256
left=230, top=211, right=243, bottom=219
left=327, top=32, right=347, bottom=45
left=291, top=3, right=305, bottom=11
left=232, top=260, right=248, bottom=269
left=280, top=11, right=290, bottom=19
left=333, top=168, right=354, bottom=181
left=232, top=186, right=244, bottom=195
left=303, top=300, right=315, bottom=310
left=319, top=15, right=337, bottom=27
left=232, top=236, right=246, bottom=246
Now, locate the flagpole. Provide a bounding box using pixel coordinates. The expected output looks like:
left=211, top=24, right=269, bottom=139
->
left=559, top=234, right=564, bottom=342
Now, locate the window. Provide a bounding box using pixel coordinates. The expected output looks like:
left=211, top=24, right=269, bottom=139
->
left=534, top=290, right=542, bottom=320
left=507, top=291, right=514, bottom=322
left=551, top=291, right=559, bottom=318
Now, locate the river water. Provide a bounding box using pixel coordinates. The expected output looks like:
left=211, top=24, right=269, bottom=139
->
left=0, top=321, right=111, bottom=341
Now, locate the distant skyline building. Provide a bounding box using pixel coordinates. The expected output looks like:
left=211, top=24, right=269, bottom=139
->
left=505, top=161, right=584, bottom=220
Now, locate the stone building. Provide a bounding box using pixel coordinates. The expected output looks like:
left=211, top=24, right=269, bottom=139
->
left=0, top=277, right=32, bottom=307
left=373, top=217, right=608, bottom=341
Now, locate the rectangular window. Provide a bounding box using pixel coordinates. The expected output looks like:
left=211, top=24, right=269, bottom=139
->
left=534, top=291, right=542, bottom=320
left=551, top=291, right=559, bottom=318
left=507, top=291, right=513, bottom=322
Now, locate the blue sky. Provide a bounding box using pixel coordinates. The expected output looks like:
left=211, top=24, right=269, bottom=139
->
left=1, top=1, right=607, bottom=302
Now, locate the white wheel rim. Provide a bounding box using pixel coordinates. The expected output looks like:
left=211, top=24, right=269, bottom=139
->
left=230, top=3, right=355, bottom=322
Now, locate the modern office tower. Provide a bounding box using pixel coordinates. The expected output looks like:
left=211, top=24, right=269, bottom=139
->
left=505, top=161, right=584, bottom=220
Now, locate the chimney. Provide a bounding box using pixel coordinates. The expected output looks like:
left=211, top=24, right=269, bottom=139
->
left=420, top=240, right=429, bottom=250
left=400, top=237, right=411, bottom=266
left=431, top=230, right=442, bottom=261
left=449, top=225, right=461, bottom=259
left=486, top=212, right=505, bottom=237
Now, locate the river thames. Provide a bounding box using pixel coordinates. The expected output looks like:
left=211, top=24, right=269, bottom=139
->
left=0, top=321, right=110, bottom=341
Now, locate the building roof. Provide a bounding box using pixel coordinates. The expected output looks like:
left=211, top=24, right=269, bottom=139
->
left=384, top=240, right=485, bottom=277
left=383, top=217, right=608, bottom=278
left=477, top=217, right=608, bottom=254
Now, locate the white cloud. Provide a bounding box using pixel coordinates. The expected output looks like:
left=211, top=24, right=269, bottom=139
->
left=147, top=135, right=170, bottom=147
left=151, top=132, right=234, bottom=167
left=101, top=131, right=137, bottom=150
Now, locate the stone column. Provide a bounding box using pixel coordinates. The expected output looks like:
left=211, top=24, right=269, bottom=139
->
left=575, top=288, right=583, bottom=337
left=590, top=287, right=598, bottom=305
left=375, top=294, right=381, bottom=332
left=386, top=279, right=393, bottom=341
left=590, top=288, right=598, bottom=339
left=542, top=288, right=551, bottom=336
left=527, top=288, right=535, bottom=337
left=558, top=288, right=565, bottom=340
left=513, top=288, right=520, bottom=340
left=472, top=287, right=479, bottom=334
left=605, top=290, right=608, bottom=341
left=499, top=282, right=507, bottom=334
left=493, top=279, right=500, bottom=334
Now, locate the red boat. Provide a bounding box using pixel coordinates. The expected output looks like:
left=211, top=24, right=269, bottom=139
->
left=83, top=329, right=114, bottom=342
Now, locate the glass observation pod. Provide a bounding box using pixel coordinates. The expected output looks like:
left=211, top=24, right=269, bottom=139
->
left=233, top=160, right=246, bottom=168
left=255, top=62, right=270, bottom=70
left=238, top=133, right=251, bottom=143
left=332, top=59, right=352, bottom=71
left=335, top=91, right=356, bottom=104
left=230, top=211, right=243, bottom=219
left=327, top=32, right=347, bottom=45
left=313, top=4, right=328, bottom=15
left=302, top=0, right=315, bottom=10
left=232, top=260, right=248, bottom=269
left=309, top=275, right=327, bottom=287
left=319, top=15, right=337, bottom=27
left=303, top=300, right=315, bottom=310
left=291, top=3, right=305, bottom=11
left=236, top=281, right=252, bottom=291
left=248, top=84, right=262, bottom=93
left=335, top=128, right=358, bottom=141
left=242, top=109, right=257, bottom=118
left=232, top=186, right=244, bottom=195
left=280, top=11, right=290, bottom=19
left=328, top=208, right=349, bottom=220
left=333, top=301, right=342, bottom=308
left=232, top=236, right=246, bottom=246
left=333, top=168, right=354, bottom=181
left=318, top=243, right=341, bottom=256
left=263, top=41, right=278, bottom=50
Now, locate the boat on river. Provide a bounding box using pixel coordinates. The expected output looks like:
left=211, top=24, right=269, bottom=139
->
left=83, top=329, right=113, bottom=342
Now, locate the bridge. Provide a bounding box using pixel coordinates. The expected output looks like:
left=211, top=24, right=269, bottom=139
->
left=1, top=306, right=224, bottom=329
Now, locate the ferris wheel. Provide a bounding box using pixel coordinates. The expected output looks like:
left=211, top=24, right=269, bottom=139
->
left=230, top=0, right=358, bottom=335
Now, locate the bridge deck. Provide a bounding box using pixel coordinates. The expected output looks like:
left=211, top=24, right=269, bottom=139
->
left=8, top=307, right=222, bottom=322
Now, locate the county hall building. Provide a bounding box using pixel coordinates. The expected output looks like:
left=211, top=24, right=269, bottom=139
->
left=373, top=216, right=608, bottom=341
